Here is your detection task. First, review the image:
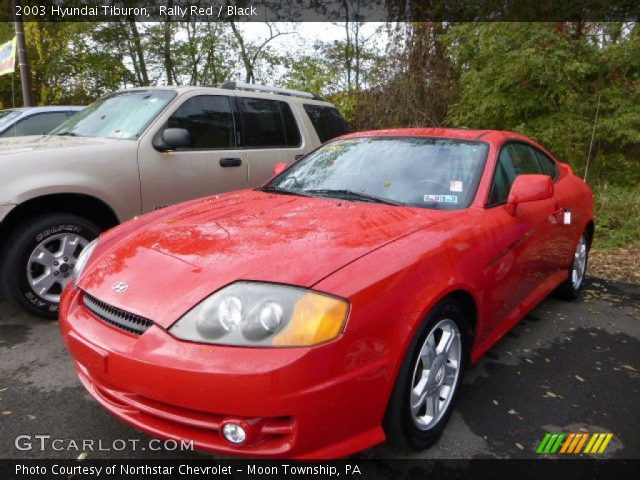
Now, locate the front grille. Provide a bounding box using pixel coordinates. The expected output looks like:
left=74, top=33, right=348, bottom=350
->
left=83, top=293, right=154, bottom=335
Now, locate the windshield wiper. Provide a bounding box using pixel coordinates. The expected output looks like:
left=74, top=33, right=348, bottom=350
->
left=56, top=131, right=79, bottom=137
left=259, top=186, right=312, bottom=198
left=302, top=189, right=405, bottom=206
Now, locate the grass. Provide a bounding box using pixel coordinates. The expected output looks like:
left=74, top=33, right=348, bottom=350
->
left=592, top=184, right=640, bottom=251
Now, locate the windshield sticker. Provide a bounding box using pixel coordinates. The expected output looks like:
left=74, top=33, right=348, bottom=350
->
left=450, top=181, right=463, bottom=192
left=424, top=194, right=458, bottom=204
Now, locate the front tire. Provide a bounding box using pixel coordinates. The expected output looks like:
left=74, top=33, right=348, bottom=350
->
left=0, top=214, right=100, bottom=318
left=384, top=299, right=468, bottom=451
left=554, top=232, right=589, bottom=300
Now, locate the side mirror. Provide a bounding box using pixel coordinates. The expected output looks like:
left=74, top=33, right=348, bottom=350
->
left=273, top=162, right=289, bottom=176
left=505, top=174, right=554, bottom=216
left=156, top=128, right=192, bottom=151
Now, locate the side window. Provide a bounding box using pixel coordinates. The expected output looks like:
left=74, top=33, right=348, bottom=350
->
left=15, top=112, right=70, bottom=136
left=166, top=95, right=235, bottom=149
left=239, top=97, right=300, bottom=148
left=487, top=143, right=543, bottom=205
left=533, top=149, right=558, bottom=179
left=303, top=104, right=350, bottom=143
left=506, top=143, right=542, bottom=176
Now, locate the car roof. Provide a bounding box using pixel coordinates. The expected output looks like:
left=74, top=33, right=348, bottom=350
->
left=338, top=127, right=550, bottom=149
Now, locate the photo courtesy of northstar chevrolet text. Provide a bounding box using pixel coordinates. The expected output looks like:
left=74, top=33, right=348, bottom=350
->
left=0, top=0, right=639, bottom=476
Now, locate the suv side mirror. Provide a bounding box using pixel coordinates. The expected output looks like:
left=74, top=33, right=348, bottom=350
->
left=273, top=162, right=289, bottom=176
left=506, top=174, right=554, bottom=216
left=155, top=128, right=192, bottom=151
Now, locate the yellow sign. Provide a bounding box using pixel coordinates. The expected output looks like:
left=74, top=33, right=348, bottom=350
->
left=0, top=37, right=17, bottom=76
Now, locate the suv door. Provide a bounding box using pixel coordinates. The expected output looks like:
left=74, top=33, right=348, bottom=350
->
left=238, top=96, right=308, bottom=186
left=137, top=94, right=247, bottom=212
left=480, top=142, right=559, bottom=339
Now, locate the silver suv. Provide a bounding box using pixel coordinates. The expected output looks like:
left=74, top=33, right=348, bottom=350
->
left=0, top=82, right=349, bottom=317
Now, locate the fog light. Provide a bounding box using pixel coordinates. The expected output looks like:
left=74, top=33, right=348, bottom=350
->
left=222, top=423, right=247, bottom=444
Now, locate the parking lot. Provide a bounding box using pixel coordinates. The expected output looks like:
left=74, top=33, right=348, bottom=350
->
left=1, top=277, right=639, bottom=460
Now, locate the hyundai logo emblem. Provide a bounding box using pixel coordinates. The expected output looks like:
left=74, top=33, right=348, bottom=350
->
left=112, top=282, right=129, bottom=293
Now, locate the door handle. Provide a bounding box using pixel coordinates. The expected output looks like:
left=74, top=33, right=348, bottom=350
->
left=295, top=154, right=304, bottom=160
left=219, top=157, right=242, bottom=167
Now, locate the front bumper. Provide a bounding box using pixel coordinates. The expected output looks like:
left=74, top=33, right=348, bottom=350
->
left=59, top=287, right=394, bottom=459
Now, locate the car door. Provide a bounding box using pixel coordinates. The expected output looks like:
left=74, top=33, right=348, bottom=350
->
left=238, top=96, right=310, bottom=186
left=480, top=142, right=559, bottom=337
left=532, top=147, right=576, bottom=272
left=137, top=94, right=248, bottom=213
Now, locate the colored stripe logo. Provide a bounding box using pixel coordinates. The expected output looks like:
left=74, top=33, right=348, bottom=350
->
left=537, top=432, right=613, bottom=454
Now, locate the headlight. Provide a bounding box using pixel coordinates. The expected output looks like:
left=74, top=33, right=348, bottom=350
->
left=72, top=238, right=99, bottom=285
left=170, top=282, right=349, bottom=347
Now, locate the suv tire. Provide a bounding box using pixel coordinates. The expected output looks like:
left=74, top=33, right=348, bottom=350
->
left=1, top=214, right=100, bottom=318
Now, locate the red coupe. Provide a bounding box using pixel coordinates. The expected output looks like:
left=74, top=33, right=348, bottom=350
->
left=59, top=128, right=594, bottom=458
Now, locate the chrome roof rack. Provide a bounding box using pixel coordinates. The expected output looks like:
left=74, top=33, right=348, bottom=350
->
left=217, top=81, right=324, bottom=101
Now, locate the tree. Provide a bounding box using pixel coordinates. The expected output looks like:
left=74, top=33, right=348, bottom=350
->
left=229, top=21, right=292, bottom=83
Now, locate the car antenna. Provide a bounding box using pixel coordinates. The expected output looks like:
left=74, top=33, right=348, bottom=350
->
left=584, top=92, right=601, bottom=182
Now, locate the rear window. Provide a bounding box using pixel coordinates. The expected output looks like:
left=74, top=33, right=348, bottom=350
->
left=303, top=104, right=350, bottom=143
left=239, top=97, right=301, bottom=148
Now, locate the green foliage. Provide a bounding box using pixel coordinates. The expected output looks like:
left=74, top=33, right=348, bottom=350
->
left=442, top=23, right=640, bottom=186
left=593, top=184, right=640, bottom=250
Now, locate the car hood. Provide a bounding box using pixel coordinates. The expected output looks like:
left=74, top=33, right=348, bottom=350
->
left=0, top=135, right=119, bottom=157
left=80, top=190, right=459, bottom=328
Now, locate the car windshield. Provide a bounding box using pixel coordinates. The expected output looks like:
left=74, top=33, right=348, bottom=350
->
left=52, top=90, right=176, bottom=140
left=0, top=110, right=22, bottom=129
left=266, top=136, right=489, bottom=210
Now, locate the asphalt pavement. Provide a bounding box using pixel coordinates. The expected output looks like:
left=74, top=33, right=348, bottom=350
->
left=1, top=277, right=638, bottom=460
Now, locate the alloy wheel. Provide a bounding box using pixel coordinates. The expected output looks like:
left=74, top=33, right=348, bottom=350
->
left=410, top=319, right=462, bottom=430
left=26, top=233, right=88, bottom=303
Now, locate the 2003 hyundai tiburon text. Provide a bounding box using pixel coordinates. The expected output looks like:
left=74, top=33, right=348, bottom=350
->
left=59, top=128, right=594, bottom=458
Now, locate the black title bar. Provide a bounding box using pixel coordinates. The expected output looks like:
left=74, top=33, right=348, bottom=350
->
left=0, top=0, right=638, bottom=22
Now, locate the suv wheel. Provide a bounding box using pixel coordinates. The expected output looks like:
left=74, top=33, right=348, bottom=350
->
left=1, top=214, right=101, bottom=318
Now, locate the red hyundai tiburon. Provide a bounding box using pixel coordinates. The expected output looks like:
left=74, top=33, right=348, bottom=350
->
left=60, top=129, right=594, bottom=458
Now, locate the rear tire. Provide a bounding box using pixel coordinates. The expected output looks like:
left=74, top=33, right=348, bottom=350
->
left=554, top=232, right=589, bottom=301
left=384, top=298, right=469, bottom=451
left=0, top=214, right=101, bottom=318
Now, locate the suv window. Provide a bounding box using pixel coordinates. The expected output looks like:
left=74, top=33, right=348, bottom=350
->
left=303, top=104, right=350, bottom=143
left=239, top=97, right=301, bottom=148
left=488, top=143, right=544, bottom=206
left=166, top=95, right=235, bottom=149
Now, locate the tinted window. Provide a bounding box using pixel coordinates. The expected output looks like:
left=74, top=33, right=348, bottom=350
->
left=268, top=137, right=488, bottom=210
left=240, top=98, right=300, bottom=148
left=488, top=143, right=545, bottom=205
left=303, top=104, right=350, bottom=143
left=15, top=112, right=70, bottom=136
left=533, top=149, right=558, bottom=179
left=166, top=95, right=235, bottom=149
